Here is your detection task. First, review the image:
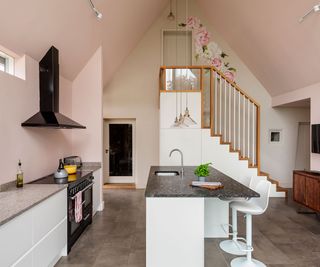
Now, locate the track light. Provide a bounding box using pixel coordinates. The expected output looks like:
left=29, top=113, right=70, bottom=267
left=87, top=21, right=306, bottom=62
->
left=88, top=0, right=103, bottom=20
left=299, top=4, right=320, bottom=23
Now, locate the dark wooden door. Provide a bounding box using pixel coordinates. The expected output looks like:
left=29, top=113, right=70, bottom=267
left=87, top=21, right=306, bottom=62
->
left=305, top=177, right=320, bottom=212
left=293, top=174, right=306, bottom=204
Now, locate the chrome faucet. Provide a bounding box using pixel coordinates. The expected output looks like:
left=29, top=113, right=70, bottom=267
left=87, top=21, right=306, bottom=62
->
left=169, top=149, right=184, bottom=177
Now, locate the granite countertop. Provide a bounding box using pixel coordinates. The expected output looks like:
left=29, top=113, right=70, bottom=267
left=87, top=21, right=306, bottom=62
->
left=80, top=162, right=101, bottom=172
left=0, top=162, right=101, bottom=227
left=0, top=184, right=67, bottom=226
left=145, top=166, right=260, bottom=198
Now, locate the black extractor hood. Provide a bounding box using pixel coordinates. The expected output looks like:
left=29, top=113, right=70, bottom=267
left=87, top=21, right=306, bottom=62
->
left=21, top=46, right=86, bottom=129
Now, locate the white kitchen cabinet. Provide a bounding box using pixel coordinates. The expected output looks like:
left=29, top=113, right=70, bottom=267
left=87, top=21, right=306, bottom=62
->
left=0, top=188, right=67, bottom=267
left=0, top=209, right=33, bottom=267
left=93, top=169, right=104, bottom=215
left=33, top=219, right=67, bottom=267
left=12, top=252, right=33, bottom=267
left=33, top=189, right=67, bottom=244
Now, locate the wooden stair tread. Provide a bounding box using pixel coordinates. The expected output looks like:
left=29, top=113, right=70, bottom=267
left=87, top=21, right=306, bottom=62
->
left=211, top=132, right=286, bottom=197
left=248, top=164, right=258, bottom=169
left=221, top=141, right=231, bottom=145
left=260, top=170, right=288, bottom=198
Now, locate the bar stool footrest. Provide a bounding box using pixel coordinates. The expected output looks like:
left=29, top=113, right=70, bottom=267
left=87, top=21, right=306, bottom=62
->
left=219, top=240, right=247, bottom=256
left=231, top=257, right=266, bottom=267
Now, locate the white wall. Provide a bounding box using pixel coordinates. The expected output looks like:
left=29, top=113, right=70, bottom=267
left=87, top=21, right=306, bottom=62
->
left=103, top=0, right=309, bottom=188
left=0, top=46, right=103, bottom=188
left=71, top=47, right=103, bottom=163
left=272, top=83, right=320, bottom=171
left=0, top=55, right=73, bottom=184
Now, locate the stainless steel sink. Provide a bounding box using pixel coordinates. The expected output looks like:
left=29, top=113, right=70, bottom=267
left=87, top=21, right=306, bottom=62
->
left=155, top=171, right=179, bottom=176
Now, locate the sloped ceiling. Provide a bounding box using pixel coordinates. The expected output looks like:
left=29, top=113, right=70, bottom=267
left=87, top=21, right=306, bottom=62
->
left=197, top=0, right=320, bottom=96
left=2, top=0, right=319, bottom=96
left=0, top=0, right=168, bottom=86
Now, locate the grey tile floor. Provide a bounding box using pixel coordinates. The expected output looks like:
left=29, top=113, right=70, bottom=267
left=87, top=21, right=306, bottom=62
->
left=56, top=189, right=320, bottom=267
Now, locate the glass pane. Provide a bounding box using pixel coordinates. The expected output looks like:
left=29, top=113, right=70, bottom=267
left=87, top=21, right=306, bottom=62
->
left=165, top=68, right=200, bottom=91
left=109, top=124, right=133, bottom=176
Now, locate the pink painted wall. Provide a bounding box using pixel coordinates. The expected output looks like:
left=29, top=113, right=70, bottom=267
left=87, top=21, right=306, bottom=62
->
left=272, top=83, right=320, bottom=170
left=0, top=55, right=73, bottom=184
left=71, top=47, right=103, bottom=162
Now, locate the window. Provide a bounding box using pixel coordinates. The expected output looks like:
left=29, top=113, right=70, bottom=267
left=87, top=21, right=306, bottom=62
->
left=0, top=50, right=14, bottom=75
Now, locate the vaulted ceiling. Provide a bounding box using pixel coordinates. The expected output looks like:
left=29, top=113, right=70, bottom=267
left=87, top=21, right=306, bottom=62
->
left=1, top=0, right=319, bottom=96
left=197, top=0, right=320, bottom=96
left=0, top=0, right=168, bottom=86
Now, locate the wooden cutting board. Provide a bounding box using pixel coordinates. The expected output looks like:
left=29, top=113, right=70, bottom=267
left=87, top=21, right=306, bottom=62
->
left=190, top=184, right=224, bottom=190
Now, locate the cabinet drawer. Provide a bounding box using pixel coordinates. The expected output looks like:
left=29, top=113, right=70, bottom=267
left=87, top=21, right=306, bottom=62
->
left=12, top=251, right=33, bottom=267
left=33, top=189, right=67, bottom=244
left=33, top=218, right=67, bottom=267
left=0, top=210, right=33, bottom=267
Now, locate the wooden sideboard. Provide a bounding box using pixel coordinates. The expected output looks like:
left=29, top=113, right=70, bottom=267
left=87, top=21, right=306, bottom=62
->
left=293, top=170, right=320, bottom=212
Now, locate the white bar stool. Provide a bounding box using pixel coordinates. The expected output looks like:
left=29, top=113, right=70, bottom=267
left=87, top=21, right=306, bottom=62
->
left=230, top=180, right=271, bottom=267
left=219, top=176, right=253, bottom=256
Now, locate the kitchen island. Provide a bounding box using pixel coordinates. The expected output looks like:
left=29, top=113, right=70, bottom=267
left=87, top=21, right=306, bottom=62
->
left=145, top=166, right=259, bottom=267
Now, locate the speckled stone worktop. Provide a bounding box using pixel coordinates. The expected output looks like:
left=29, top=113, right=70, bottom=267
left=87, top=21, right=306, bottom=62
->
left=80, top=162, right=101, bottom=172
left=145, top=166, right=260, bottom=198
left=0, top=184, right=67, bottom=226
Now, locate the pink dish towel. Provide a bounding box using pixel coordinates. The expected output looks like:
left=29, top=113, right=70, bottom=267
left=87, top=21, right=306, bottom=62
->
left=74, top=191, right=83, bottom=223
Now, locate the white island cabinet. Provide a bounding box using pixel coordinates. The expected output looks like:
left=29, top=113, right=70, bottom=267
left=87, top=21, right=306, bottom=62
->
left=0, top=188, right=67, bottom=267
left=145, top=166, right=260, bottom=267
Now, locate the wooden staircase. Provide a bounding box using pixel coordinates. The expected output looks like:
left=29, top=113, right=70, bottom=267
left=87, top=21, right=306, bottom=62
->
left=260, top=171, right=288, bottom=198
left=159, top=66, right=286, bottom=197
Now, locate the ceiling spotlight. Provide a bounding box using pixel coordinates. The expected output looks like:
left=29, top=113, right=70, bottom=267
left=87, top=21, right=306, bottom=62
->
left=167, top=0, right=175, bottom=21
left=89, top=0, right=103, bottom=20
left=299, top=3, right=320, bottom=23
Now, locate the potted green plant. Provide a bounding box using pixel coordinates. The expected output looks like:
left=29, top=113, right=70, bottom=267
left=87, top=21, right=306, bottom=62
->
left=194, top=163, right=212, bottom=181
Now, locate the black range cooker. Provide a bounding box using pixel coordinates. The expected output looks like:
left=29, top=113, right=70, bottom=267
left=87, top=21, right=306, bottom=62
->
left=30, top=170, right=94, bottom=253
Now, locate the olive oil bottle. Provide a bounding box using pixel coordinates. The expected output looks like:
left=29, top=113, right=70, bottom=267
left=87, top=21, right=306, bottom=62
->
left=16, top=160, right=24, bottom=188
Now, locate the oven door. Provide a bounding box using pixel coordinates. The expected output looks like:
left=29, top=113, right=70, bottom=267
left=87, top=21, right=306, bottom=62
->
left=68, top=181, right=93, bottom=252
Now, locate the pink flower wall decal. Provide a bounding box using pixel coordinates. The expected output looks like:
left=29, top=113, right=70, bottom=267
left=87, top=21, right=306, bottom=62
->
left=180, top=16, right=237, bottom=81
left=224, top=71, right=235, bottom=82
left=211, top=57, right=222, bottom=69
left=195, top=27, right=210, bottom=47
left=186, top=16, right=201, bottom=30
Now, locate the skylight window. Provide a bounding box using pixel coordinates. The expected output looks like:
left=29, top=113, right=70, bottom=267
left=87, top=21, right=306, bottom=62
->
left=0, top=50, right=14, bottom=75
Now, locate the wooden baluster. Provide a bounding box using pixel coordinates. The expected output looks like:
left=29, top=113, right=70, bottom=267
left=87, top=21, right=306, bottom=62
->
left=243, top=95, right=245, bottom=157
left=219, top=75, right=222, bottom=135
left=233, top=87, right=236, bottom=149
left=248, top=99, right=250, bottom=164
left=252, top=103, right=255, bottom=166
left=210, top=69, right=215, bottom=136
left=229, top=84, right=231, bottom=143
left=238, top=91, right=240, bottom=151
left=256, top=105, right=260, bottom=173
left=224, top=79, right=227, bottom=141
left=214, top=72, right=217, bottom=135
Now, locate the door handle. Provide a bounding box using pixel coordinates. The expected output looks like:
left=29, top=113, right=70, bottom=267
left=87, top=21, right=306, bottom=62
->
left=105, top=149, right=109, bottom=154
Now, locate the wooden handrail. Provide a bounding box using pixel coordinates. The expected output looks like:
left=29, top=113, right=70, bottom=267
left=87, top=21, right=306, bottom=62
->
left=160, top=65, right=261, bottom=171
left=160, top=66, right=260, bottom=107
